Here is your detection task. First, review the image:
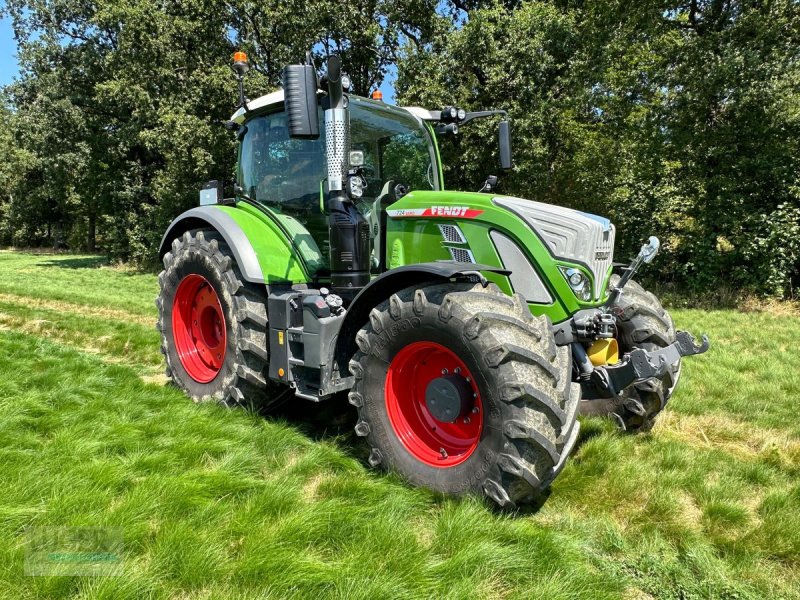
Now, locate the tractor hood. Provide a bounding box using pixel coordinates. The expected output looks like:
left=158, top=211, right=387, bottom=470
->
left=491, top=196, right=616, bottom=299
left=384, top=190, right=617, bottom=316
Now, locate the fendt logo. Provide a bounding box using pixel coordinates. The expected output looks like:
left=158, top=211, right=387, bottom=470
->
left=386, top=206, right=484, bottom=219
left=429, top=206, right=473, bottom=217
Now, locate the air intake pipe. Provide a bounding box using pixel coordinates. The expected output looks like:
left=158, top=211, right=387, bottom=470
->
left=324, top=56, right=370, bottom=297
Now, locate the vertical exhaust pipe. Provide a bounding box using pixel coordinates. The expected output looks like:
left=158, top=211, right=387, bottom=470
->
left=324, top=56, right=370, bottom=298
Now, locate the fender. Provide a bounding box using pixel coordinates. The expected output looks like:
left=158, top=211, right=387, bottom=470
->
left=159, top=206, right=265, bottom=283
left=159, top=205, right=314, bottom=285
left=333, top=262, right=510, bottom=377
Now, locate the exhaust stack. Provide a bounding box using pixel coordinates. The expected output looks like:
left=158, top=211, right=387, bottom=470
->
left=323, top=56, right=370, bottom=297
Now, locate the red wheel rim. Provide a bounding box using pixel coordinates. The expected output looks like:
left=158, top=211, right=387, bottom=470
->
left=172, top=274, right=227, bottom=383
left=385, top=341, right=483, bottom=467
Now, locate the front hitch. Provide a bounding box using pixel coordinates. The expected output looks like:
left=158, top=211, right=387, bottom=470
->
left=583, top=331, right=710, bottom=399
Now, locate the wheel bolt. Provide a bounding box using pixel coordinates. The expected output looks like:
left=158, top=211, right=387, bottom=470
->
left=439, top=448, right=448, bottom=458
left=465, top=377, right=471, bottom=383
left=441, top=368, right=448, bottom=375
left=472, top=406, right=479, bottom=413
left=454, top=367, right=461, bottom=374
left=464, top=417, right=470, bottom=424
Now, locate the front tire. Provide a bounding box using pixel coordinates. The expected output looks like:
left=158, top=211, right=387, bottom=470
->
left=156, top=229, right=285, bottom=409
left=348, top=282, right=580, bottom=508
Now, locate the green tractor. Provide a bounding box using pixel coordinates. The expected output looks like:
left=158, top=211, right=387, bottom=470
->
left=156, top=53, right=708, bottom=507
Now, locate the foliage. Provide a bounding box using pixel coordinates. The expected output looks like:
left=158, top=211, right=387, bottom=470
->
left=396, top=0, right=800, bottom=297
left=0, top=0, right=436, bottom=264
left=1, top=250, right=799, bottom=598
left=1, top=0, right=799, bottom=296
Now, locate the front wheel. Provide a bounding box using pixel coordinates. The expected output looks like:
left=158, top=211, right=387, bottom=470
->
left=348, top=282, right=581, bottom=508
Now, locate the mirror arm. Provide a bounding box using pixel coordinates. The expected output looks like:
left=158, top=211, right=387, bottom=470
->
left=460, top=109, right=507, bottom=125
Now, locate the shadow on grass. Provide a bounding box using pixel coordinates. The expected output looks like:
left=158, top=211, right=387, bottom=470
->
left=37, top=256, right=109, bottom=269
left=574, top=415, right=617, bottom=451
left=164, top=379, right=612, bottom=516
left=265, top=391, right=359, bottom=444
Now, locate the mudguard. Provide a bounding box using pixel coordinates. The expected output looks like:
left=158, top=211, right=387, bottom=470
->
left=159, top=205, right=316, bottom=285
left=333, top=262, right=510, bottom=378
left=159, top=206, right=266, bottom=283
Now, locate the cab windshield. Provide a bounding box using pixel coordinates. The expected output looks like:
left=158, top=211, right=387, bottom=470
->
left=237, top=97, right=439, bottom=275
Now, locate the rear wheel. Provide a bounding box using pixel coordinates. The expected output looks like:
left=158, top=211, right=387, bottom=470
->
left=156, top=229, right=286, bottom=409
left=580, top=275, right=680, bottom=432
left=348, top=282, right=581, bottom=508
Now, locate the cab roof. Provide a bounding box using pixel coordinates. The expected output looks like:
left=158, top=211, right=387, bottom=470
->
left=230, top=89, right=436, bottom=124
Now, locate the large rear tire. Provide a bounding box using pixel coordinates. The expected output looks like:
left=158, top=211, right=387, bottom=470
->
left=156, top=229, right=286, bottom=410
left=348, top=282, right=580, bottom=508
left=580, top=275, right=681, bottom=432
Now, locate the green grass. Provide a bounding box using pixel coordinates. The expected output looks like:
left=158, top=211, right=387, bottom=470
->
left=0, top=250, right=798, bottom=599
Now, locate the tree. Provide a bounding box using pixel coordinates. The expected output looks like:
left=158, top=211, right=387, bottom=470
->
left=2, top=0, right=440, bottom=262
left=396, top=0, right=800, bottom=296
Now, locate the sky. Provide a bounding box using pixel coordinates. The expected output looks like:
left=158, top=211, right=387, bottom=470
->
left=0, top=15, right=19, bottom=87
left=376, top=65, right=397, bottom=104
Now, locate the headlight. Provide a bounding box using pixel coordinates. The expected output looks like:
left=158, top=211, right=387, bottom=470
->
left=561, top=267, right=591, bottom=301
left=348, top=174, right=364, bottom=198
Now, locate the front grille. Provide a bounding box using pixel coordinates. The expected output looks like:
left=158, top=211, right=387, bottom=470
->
left=591, top=228, right=615, bottom=297
left=492, top=196, right=616, bottom=299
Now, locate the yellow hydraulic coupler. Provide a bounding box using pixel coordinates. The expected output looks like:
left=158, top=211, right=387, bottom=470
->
left=588, top=338, right=619, bottom=366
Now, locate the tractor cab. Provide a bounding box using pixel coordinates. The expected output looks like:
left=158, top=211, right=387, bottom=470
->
left=234, top=93, right=440, bottom=276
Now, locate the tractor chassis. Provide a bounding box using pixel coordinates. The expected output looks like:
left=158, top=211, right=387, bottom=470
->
left=263, top=262, right=510, bottom=401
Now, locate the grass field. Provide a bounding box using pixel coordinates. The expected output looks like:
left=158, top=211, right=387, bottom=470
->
left=0, top=250, right=797, bottom=599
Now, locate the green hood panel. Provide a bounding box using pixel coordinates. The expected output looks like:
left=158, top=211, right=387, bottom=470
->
left=384, top=190, right=612, bottom=322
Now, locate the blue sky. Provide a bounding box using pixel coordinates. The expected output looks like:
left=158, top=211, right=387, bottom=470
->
left=376, top=64, right=397, bottom=104
left=0, top=15, right=19, bottom=86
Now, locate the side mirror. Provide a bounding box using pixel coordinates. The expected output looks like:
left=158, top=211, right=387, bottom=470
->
left=283, top=63, right=319, bottom=139
left=200, top=180, right=222, bottom=206
left=499, top=120, right=512, bottom=170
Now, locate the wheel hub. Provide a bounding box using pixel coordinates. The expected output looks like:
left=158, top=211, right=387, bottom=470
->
left=384, top=341, right=483, bottom=467
left=172, top=274, right=227, bottom=383
left=425, top=374, right=473, bottom=423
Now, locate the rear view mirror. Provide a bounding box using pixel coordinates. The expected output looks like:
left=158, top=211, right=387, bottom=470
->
left=499, top=120, right=512, bottom=170
left=283, top=64, right=319, bottom=139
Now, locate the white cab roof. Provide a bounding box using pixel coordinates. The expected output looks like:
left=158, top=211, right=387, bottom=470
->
left=231, top=90, right=285, bottom=122
left=231, top=90, right=434, bottom=123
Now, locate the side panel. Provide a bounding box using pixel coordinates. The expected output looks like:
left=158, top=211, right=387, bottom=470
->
left=159, top=204, right=313, bottom=285
left=384, top=190, right=611, bottom=323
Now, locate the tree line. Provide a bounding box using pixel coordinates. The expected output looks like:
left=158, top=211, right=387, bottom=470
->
left=1, top=0, right=798, bottom=297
